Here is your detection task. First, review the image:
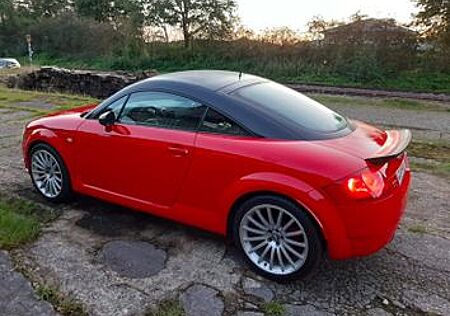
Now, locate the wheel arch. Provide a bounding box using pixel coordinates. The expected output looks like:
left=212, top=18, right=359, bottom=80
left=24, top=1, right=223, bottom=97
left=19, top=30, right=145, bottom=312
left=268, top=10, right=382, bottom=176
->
left=226, top=190, right=327, bottom=251
left=26, top=139, right=73, bottom=188
left=24, top=128, right=73, bottom=172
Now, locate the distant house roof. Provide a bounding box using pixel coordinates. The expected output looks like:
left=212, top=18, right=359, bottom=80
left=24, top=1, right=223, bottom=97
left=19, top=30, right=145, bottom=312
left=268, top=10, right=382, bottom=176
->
left=324, top=18, right=415, bottom=36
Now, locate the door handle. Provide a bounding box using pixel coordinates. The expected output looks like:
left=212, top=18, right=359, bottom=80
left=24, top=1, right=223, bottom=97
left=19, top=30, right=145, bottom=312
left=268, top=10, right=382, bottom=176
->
left=168, top=146, right=189, bottom=156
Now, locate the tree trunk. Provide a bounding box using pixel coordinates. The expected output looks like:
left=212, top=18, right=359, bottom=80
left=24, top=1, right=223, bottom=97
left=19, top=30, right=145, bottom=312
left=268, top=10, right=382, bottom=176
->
left=181, top=0, right=190, bottom=48
left=163, top=25, right=169, bottom=43
left=183, top=31, right=191, bottom=48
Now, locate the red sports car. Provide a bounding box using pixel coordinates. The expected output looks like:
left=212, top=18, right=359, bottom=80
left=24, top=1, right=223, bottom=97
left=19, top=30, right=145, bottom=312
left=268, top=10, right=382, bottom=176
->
left=23, top=71, right=411, bottom=281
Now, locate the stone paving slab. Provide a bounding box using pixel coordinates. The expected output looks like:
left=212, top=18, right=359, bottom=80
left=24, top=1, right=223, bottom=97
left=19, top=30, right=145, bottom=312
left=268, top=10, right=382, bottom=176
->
left=0, top=251, right=57, bottom=316
left=97, top=240, right=167, bottom=278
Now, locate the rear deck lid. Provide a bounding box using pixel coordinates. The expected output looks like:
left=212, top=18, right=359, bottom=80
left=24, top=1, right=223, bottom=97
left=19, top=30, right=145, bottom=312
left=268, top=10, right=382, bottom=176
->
left=316, top=120, right=412, bottom=164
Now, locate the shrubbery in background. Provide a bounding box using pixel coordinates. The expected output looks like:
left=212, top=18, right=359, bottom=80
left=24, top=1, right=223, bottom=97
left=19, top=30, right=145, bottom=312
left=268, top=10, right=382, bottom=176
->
left=0, top=0, right=449, bottom=92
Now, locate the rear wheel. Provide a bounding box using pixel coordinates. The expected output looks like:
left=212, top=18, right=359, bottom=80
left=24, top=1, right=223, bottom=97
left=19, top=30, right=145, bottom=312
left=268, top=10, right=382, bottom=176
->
left=232, top=195, right=323, bottom=281
left=30, top=143, right=71, bottom=202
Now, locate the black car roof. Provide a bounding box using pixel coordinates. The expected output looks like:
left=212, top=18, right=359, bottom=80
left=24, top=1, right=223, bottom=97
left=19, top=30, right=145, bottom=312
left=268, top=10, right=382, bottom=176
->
left=132, top=70, right=265, bottom=92
left=93, top=70, right=352, bottom=140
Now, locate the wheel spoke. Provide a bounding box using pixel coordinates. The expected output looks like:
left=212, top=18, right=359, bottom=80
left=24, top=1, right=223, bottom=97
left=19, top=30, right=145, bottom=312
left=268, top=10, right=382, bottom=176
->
left=32, top=160, right=45, bottom=170
left=35, top=154, right=46, bottom=168
left=248, top=214, right=268, bottom=231
left=53, top=179, right=62, bottom=190
left=280, top=244, right=296, bottom=266
left=276, top=210, right=283, bottom=227
left=284, top=242, right=304, bottom=259
left=51, top=179, right=58, bottom=196
left=269, top=246, right=275, bottom=269
left=267, top=207, right=274, bottom=225
left=40, top=178, right=48, bottom=190
left=42, top=152, right=50, bottom=166
left=249, top=240, right=268, bottom=253
left=34, top=175, right=46, bottom=182
left=243, top=235, right=267, bottom=242
left=276, top=247, right=285, bottom=271
left=283, top=218, right=295, bottom=231
left=258, top=244, right=271, bottom=263
left=243, top=225, right=266, bottom=235
left=45, top=180, right=52, bottom=195
left=285, top=239, right=306, bottom=248
left=255, top=209, right=269, bottom=226
left=285, top=230, right=303, bottom=237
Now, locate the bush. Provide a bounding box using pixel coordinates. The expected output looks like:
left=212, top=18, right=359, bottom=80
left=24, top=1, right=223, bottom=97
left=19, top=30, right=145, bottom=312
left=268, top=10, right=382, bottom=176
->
left=28, top=13, right=123, bottom=59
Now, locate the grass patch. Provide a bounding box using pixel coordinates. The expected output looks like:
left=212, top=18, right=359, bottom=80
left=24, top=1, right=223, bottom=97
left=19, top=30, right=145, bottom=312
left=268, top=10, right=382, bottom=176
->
left=410, top=161, right=450, bottom=179
left=146, top=299, right=185, bottom=316
left=407, top=224, right=427, bottom=234
left=36, top=284, right=87, bottom=316
left=0, top=207, right=39, bottom=249
left=0, top=197, right=58, bottom=250
left=382, top=98, right=424, bottom=110
left=408, top=140, right=450, bottom=179
left=310, top=94, right=447, bottom=112
left=261, top=301, right=285, bottom=316
left=0, top=86, right=98, bottom=117
left=408, top=141, right=450, bottom=162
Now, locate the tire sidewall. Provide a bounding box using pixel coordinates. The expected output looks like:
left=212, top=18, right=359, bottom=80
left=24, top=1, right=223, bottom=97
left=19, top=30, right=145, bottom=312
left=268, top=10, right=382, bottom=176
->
left=29, top=143, right=71, bottom=203
left=232, top=195, right=323, bottom=282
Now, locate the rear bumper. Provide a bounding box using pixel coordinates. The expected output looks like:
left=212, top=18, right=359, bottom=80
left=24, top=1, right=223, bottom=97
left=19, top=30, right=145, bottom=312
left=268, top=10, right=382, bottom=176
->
left=328, top=169, right=411, bottom=259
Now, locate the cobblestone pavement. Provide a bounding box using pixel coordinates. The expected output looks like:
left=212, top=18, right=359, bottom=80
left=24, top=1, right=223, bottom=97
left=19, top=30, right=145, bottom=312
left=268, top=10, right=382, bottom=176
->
left=0, top=95, right=449, bottom=316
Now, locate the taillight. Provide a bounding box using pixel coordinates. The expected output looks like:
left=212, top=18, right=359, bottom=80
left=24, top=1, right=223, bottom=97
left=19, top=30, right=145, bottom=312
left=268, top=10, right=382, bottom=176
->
left=346, top=168, right=384, bottom=199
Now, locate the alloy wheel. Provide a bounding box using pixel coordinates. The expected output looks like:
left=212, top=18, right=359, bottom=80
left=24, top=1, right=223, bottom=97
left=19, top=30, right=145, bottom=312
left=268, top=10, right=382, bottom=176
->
left=31, top=149, right=63, bottom=198
left=239, top=204, right=309, bottom=275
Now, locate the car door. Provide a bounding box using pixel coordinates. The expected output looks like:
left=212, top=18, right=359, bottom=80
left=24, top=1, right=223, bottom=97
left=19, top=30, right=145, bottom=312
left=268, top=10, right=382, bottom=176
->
left=178, top=108, right=258, bottom=218
left=76, top=91, right=206, bottom=208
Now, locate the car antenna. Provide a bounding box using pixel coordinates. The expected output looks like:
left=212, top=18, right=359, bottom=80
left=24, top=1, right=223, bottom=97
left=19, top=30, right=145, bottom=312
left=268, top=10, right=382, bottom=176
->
left=239, top=71, right=243, bottom=80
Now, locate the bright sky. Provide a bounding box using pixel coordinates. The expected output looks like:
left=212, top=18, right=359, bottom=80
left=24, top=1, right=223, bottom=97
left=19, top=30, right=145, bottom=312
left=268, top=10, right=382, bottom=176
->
left=237, top=0, right=419, bottom=31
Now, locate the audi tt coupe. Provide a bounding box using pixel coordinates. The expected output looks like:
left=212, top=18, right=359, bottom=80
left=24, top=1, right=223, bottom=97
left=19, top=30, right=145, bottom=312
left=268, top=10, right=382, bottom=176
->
left=23, top=71, right=411, bottom=281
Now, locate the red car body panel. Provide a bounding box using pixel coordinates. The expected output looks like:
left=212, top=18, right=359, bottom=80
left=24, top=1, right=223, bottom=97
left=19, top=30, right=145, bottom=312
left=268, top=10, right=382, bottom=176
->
left=23, top=104, right=411, bottom=260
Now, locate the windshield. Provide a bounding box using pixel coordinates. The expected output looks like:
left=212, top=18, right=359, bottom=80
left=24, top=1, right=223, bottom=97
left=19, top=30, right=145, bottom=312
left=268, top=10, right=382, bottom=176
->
left=232, top=82, right=348, bottom=133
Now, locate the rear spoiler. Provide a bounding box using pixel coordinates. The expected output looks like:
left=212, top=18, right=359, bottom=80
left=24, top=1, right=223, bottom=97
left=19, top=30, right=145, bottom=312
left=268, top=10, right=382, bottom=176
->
left=365, top=129, right=412, bottom=165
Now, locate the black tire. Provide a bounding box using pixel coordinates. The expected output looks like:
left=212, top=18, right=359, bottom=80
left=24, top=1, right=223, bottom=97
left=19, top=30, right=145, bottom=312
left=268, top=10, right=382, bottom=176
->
left=29, top=143, right=72, bottom=203
left=232, top=195, right=323, bottom=282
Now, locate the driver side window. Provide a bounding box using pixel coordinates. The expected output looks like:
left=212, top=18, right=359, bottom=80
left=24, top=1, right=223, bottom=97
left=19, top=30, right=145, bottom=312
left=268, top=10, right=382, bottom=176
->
left=119, top=91, right=206, bottom=131
left=93, top=96, right=127, bottom=119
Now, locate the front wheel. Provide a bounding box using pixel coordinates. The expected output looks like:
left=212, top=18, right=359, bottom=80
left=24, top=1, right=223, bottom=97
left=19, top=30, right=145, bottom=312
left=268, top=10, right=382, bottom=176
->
left=29, top=143, right=72, bottom=202
left=232, top=195, right=323, bottom=281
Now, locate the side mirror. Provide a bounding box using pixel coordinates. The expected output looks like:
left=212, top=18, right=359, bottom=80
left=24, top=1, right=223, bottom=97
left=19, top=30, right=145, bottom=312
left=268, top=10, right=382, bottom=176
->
left=99, top=110, right=116, bottom=126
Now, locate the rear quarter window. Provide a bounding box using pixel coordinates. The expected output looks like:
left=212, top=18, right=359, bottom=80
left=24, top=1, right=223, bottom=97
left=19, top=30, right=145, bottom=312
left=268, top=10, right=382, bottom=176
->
left=232, top=82, right=348, bottom=133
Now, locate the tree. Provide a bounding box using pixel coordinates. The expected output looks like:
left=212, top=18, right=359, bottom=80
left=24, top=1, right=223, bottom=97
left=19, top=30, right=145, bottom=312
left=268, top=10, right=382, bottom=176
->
left=74, top=0, right=144, bottom=26
left=306, top=16, right=341, bottom=41
left=414, top=0, right=450, bottom=49
left=28, top=0, right=71, bottom=17
left=146, top=0, right=238, bottom=48
left=260, top=27, right=300, bottom=46
left=75, top=0, right=111, bottom=22
left=0, top=0, right=14, bottom=23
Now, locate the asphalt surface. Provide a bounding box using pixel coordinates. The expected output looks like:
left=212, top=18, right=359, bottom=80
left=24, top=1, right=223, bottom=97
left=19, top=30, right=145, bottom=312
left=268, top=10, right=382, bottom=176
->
left=0, top=96, right=449, bottom=316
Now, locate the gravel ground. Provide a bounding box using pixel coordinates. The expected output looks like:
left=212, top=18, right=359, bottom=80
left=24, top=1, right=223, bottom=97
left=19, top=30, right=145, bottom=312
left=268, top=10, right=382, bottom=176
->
left=324, top=102, right=450, bottom=141
left=289, top=84, right=450, bottom=102
left=0, top=94, right=449, bottom=316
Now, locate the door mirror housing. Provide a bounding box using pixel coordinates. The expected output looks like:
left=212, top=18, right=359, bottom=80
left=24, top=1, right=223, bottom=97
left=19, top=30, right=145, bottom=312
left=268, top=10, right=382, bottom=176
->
left=99, top=110, right=116, bottom=126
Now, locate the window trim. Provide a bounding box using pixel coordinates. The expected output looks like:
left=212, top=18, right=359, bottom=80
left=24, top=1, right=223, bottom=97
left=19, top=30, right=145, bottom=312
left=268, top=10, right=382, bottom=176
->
left=87, top=88, right=259, bottom=137
left=197, top=107, right=256, bottom=137
left=231, top=81, right=350, bottom=135
left=116, top=90, right=208, bottom=132
left=86, top=95, right=130, bottom=120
